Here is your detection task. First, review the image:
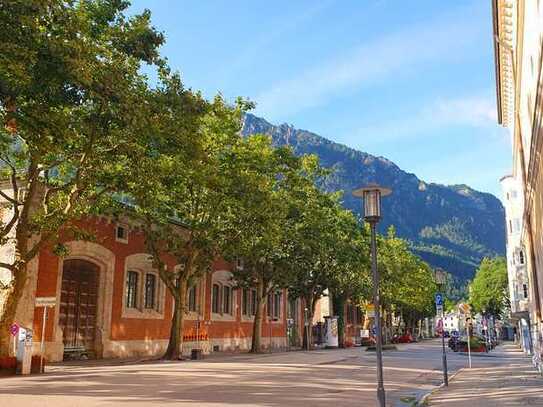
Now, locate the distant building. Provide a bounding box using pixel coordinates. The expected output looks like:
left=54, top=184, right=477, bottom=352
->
left=493, top=0, right=543, bottom=370
left=442, top=312, right=461, bottom=334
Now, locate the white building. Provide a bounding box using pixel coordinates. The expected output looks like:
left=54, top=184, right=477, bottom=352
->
left=442, top=312, right=461, bottom=334
left=493, top=0, right=543, bottom=368
left=500, top=175, right=532, bottom=353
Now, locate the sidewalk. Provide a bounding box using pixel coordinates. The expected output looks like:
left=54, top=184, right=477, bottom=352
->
left=426, top=343, right=543, bottom=406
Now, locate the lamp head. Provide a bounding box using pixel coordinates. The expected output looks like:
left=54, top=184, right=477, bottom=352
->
left=352, top=183, right=392, bottom=223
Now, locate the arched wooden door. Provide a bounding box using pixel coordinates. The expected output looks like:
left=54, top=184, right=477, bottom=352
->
left=59, top=259, right=99, bottom=356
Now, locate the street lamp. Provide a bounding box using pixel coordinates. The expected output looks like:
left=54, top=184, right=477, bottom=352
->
left=434, top=268, right=448, bottom=386
left=353, top=183, right=391, bottom=407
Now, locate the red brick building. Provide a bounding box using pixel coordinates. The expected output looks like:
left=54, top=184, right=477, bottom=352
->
left=22, top=216, right=301, bottom=362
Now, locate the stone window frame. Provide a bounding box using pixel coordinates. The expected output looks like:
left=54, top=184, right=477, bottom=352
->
left=122, top=253, right=165, bottom=320
left=211, top=270, right=237, bottom=321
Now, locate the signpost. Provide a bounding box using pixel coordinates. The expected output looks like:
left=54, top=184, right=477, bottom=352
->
left=436, top=293, right=448, bottom=386
left=458, top=303, right=472, bottom=368
left=35, top=297, right=56, bottom=373
left=9, top=323, right=19, bottom=357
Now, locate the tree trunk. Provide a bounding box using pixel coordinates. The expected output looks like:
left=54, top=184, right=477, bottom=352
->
left=332, top=292, right=346, bottom=348
left=250, top=276, right=266, bottom=353
left=0, top=262, right=27, bottom=357
left=302, top=293, right=316, bottom=350
left=163, top=278, right=187, bottom=360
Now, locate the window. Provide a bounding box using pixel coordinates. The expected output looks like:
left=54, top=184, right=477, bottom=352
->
left=144, top=273, right=157, bottom=309
left=511, top=190, right=518, bottom=199
left=250, top=289, right=257, bottom=316
left=519, top=250, right=525, bottom=265
left=523, top=284, right=529, bottom=299
left=242, top=289, right=249, bottom=316
left=513, top=219, right=521, bottom=233
left=116, top=224, right=129, bottom=243
left=187, top=285, right=197, bottom=312
left=268, top=291, right=281, bottom=319
left=267, top=293, right=273, bottom=318
left=126, top=271, right=139, bottom=308
left=212, top=284, right=220, bottom=314
left=273, top=292, right=281, bottom=319
left=288, top=298, right=297, bottom=320
left=223, top=286, right=232, bottom=315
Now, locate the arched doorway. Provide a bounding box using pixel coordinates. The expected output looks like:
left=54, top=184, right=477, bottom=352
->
left=59, top=259, right=99, bottom=358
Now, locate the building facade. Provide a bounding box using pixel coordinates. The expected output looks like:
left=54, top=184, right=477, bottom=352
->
left=0, top=202, right=365, bottom=361
left=493, top=0, right=543, bottom=370
left=500, top=175, right=532, bottom=353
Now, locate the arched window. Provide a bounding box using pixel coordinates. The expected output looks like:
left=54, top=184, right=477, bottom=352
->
left=187, top=285, right=197, bottom=312
left=126, top=271, right=139, bottom=309
left=212, top=284, right=221, bottom=314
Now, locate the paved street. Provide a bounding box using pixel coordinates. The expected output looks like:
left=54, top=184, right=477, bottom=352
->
left=428, top=343, right=543, bottom=406
left=0, top=339, right=506, bottom=406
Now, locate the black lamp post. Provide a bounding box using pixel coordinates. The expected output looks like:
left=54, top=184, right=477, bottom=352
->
left=434, top=268, right=448, bottom=386
left=353, top=183, right=391, bottom=407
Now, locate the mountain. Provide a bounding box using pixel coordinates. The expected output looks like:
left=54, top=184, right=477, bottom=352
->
left=242, top=113, right=505, bottom=282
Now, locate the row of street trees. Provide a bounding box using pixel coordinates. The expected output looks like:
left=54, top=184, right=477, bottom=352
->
left=0, top=0, right=437, bottom=358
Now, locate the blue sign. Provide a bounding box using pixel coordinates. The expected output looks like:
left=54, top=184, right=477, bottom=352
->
left=435, top=293, right=443, bottom=306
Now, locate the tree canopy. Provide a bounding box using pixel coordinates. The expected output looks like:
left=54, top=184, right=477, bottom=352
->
left=469, top=257, right=509, bottom=319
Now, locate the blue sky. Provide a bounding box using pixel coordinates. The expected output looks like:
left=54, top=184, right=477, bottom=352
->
left=129, top=0, right=510, bottom=198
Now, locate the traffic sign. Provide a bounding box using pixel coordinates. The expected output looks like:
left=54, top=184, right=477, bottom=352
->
left=436, top=304, right=444, bottom=316
left=35, top=296, right=56, bottom=307
left=458, top=303, right=471, bottom=315
left=9, top=323, right=19, bottom=337
left=366, top=304, right=375, bottom=318
left=435, top=293, right=443, bottom=306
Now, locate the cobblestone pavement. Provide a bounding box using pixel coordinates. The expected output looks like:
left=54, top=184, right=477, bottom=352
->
left=428, top=343, right=543, bottom=406
left=0, top=340, right=504, bottom=406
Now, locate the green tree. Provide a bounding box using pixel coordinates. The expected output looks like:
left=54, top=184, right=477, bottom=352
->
left=222, top=135, right=302, bottom=353
left=0, top=0, right=163, bottom=355
left=122, top=75, right=247, bottom=359
left=469, top=257, right=509, bottom=319
left=379, top=228, right=437, bottom=339
left=327, top=211, right=371, bottom=348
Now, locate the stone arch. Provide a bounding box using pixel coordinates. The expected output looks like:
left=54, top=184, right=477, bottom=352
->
left=52, top=241, right=115, bottom=360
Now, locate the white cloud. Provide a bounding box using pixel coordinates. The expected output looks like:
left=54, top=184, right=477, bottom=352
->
left=254, top=4, right=486, bottom=119
left=355, top=95, right=501, bottom=144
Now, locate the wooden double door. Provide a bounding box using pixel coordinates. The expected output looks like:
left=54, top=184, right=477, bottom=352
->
left=59, top=259, right=99, bottom=353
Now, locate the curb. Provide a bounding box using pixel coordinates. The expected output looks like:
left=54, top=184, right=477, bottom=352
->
left=415, top=368, right=464, bottom=406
